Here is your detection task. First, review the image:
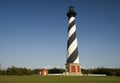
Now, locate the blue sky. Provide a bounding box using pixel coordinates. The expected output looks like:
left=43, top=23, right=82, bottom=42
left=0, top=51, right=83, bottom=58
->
left=0, top=0, right=120, bottom=69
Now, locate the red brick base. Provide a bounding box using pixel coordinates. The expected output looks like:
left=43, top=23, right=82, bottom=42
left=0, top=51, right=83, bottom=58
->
left=66, top=63, right=82, bottom=75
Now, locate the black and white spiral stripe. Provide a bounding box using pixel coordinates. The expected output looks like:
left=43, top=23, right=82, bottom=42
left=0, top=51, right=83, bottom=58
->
left=67, top=16, right=79, bottom=64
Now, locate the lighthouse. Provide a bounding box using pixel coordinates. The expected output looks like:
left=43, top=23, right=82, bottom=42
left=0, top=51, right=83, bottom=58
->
left=66, top=6, right=82, bottom=75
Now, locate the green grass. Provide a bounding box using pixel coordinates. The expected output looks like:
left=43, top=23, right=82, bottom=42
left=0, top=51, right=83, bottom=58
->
left=0, top=75, right=120, bottom=83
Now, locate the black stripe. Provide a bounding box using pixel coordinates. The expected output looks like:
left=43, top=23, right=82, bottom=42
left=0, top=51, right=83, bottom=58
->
left=68, top=20, right=75, bottom=32
left=67, top=47, right=78, bottom=63
left=67, top=31, right=76, bottom=49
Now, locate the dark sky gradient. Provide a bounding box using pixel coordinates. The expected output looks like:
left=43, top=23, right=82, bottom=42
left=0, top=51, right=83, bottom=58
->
left=0, top=0, right=120, bottom=69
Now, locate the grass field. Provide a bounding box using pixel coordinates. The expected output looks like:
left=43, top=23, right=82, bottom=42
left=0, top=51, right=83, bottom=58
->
left=0, top=75, right=120, bottom=83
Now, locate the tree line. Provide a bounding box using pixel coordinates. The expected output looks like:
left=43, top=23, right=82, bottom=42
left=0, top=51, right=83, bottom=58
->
left=0, top=66, right=65, bottom=75
left=81, top=68, right=120, bottom=76
left=0, top=66, right=39, bottom=75
left=0, top=66, right=120, bottom=76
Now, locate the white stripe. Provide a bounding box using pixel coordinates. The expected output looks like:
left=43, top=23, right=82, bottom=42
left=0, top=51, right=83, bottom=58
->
left=68, top=24, right=76, bottom=38
left=69, top=17, right=75, bottom=24
left=73, top=57, right=79, bottom=63
left=67, top=38, right=78, bottom=57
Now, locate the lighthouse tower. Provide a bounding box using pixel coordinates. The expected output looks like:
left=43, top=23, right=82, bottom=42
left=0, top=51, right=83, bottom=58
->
left=66, top=6, right=82, bottom=75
